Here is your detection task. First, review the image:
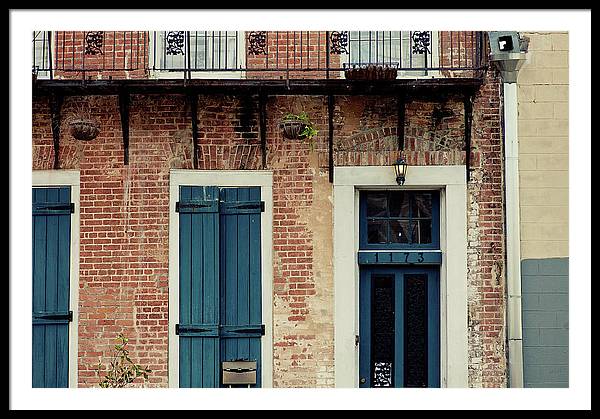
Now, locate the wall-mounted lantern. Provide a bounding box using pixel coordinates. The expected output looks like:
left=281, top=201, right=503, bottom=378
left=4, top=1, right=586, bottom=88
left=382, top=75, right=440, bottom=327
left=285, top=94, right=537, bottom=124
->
left=394, top=158, right=408, bottom=185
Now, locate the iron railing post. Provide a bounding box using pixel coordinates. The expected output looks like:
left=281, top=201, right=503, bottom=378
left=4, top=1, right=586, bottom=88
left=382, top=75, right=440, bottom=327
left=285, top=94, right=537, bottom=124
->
left=325, top=31, right=330, bottom=79
left=186, top=31, right=191, bottom=80
left=47, top=31, right=53, bottom=80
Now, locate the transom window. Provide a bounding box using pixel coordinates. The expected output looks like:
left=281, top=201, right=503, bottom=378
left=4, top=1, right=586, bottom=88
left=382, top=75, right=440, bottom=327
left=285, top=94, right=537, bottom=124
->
left=359, top=191, right=440, bottom=250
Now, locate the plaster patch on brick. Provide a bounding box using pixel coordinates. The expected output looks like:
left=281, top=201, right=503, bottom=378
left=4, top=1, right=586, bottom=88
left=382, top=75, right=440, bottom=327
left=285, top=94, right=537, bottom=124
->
left=294, top=151, right=334, bottom=386
left=165, top=129, right=193, bottom=170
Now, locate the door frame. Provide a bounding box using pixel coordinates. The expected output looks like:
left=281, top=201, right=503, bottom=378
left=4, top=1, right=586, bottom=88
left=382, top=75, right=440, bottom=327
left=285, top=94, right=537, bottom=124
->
left=333, top=165, right=468, bottom=388
left=32, top=170, right=80, bottom=388
left=168, top=169, right=273, bottom=388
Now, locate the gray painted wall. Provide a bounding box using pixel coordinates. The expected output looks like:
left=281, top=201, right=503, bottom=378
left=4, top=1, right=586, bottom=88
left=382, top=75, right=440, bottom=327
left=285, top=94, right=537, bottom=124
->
left=521, top=257, right=569, bottom=387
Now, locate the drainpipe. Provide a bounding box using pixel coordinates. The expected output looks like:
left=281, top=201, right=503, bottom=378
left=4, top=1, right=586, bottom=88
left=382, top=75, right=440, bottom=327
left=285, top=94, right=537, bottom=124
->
left=488, top=32, right=528, bottom=388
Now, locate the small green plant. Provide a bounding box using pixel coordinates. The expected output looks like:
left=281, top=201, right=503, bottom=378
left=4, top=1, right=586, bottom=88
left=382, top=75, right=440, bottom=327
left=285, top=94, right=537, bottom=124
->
left=95, top=333, right=151, bottom=388
left=282, top=112, right=319, bottom=141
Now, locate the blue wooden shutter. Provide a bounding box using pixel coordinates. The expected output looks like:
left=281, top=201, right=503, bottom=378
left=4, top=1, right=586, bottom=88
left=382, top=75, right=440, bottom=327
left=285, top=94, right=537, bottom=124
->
left=219, top=187, right=262, bottom=388
left=177, top=186, right=263, bottom=388
left=178, top=186, right=220, bottom=388
left=32, top=187, right=73, bottom=388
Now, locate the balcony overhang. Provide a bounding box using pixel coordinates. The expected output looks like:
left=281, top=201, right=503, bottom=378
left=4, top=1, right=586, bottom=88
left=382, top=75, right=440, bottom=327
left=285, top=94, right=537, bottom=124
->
left=33, top=78, right=483, bottom=98
left=33, top=77, right=483, bottom=183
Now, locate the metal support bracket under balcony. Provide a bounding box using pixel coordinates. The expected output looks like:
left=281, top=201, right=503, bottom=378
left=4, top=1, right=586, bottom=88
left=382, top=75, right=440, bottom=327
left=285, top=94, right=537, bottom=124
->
left=118, top=89, right=130, bottom=165
left=259, top=92, right=267, bottom=169
left=188, top=93, right=199, bottom=169
left=397, top=94, right=406, bottom=151
left=464, top=94, right=474, bottom=182
left=49, top=93, right=63, bottom=170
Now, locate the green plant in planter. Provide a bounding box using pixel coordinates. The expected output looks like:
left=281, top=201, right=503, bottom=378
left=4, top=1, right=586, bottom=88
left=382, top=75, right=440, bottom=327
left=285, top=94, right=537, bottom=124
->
left=95, top=333, right=151, bottom=388
left=282, top=112, right=319, bottom=148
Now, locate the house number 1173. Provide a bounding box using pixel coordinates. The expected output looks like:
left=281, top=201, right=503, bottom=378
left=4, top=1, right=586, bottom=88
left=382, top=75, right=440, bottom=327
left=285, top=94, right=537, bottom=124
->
left=403, top=252, right=425, bottom=263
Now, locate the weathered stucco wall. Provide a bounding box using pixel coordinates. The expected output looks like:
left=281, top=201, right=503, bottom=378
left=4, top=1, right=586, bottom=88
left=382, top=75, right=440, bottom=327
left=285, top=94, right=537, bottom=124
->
left=517, top=31, right=569, bottom=388
left=517, top=32, right=569, bottom=260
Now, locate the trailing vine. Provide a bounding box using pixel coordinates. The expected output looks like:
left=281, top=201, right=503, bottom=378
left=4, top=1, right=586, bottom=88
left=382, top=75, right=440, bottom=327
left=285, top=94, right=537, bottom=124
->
left=95, top=333, right=152, bottom=388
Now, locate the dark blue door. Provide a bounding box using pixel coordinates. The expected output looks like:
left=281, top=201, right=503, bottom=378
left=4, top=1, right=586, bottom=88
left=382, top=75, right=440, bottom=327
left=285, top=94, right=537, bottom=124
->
left=177, top=186, right=263, bottom=388
left=32, top=187, right=73, bottom=388
left=359, top=266, right=440, bottom=388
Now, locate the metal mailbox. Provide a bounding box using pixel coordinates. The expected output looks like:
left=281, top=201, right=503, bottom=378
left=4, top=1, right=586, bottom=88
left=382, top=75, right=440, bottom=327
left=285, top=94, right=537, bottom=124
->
left=222, top=360, right=257, bottom=386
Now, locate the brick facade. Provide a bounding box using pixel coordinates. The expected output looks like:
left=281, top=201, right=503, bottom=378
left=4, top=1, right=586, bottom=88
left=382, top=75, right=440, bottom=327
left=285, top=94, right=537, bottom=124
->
left=32, top=31, right=507, bottom=388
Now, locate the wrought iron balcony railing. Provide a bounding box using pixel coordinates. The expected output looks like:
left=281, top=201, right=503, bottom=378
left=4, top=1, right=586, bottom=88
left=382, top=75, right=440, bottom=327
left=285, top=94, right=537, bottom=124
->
left=32, top=31, right=488, bottom=81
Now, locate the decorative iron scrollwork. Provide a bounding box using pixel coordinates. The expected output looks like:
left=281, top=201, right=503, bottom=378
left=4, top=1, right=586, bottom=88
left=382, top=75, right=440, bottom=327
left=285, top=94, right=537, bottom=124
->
left=373, top=362, right=393, bottom=387
left=84, top=31, right=104, bottom=55
left=411, top=31, right=431, bottom=54
left=166, top=31, right=186, bottom=55
left=404, top=274, right=428, bottom=387
left=329, top=31, right=348, bottom=54
left=372, top=275, right=395, bottom=387
left=248, top=31, right=267, bottom=55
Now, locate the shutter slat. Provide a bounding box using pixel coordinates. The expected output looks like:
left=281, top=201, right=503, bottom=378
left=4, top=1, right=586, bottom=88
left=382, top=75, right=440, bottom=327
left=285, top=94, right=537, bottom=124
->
left=236, top=188, right=250, bottom=360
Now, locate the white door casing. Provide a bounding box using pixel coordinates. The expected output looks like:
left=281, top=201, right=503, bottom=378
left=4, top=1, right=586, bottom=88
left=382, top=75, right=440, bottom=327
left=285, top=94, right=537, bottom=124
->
left=333, top=165, right=468, bottom=388
left=168, top=169, right=274, bottom=388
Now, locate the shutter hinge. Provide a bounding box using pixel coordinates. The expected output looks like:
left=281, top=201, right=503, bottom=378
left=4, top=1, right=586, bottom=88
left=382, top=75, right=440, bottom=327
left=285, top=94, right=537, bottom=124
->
left=355, top=335, right=360, bottom=347
left=175, top=324, right=264, bottom=336
left=260, top=201, right=265, bottom=212
left=32, top=203, right=74, bottom=213
left=33, top=311, right=73, bottom=322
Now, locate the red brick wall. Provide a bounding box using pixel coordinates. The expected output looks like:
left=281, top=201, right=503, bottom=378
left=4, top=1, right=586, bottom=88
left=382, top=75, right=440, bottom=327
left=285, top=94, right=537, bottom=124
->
left=52, top=31, right=149, bottom=80
left=438, top=31, right=487, bottom=78
left=32, top=69, right=506, bottom=387
left=466, top=71, right=507, bottom=387
left=246, top=31, right=342, bottom=80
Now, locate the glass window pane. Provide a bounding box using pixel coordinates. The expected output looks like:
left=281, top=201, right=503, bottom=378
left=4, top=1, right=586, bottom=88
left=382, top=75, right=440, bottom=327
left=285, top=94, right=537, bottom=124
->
left=389, top=192, right=409, bottom=217
left=227, top=34, right=237, bottom=68
left=412, top=193, right=432, bottom=218
left=411, top=219, right=432, bottom=244
left=366, top=193, right=387, bottom=217
left=368, top=220, right=388, bottom=244
left=350, top=42, right=360, bottom=63
left=389, top=220, right=410, bottom=244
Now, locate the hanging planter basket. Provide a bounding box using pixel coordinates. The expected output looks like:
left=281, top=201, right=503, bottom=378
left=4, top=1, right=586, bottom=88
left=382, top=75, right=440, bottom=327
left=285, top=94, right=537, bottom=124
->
left=344, top=64, right=398, bottom=81
left=280, top=120, right=308, bottom=140
left=69, top=118, right=100, bottom=141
